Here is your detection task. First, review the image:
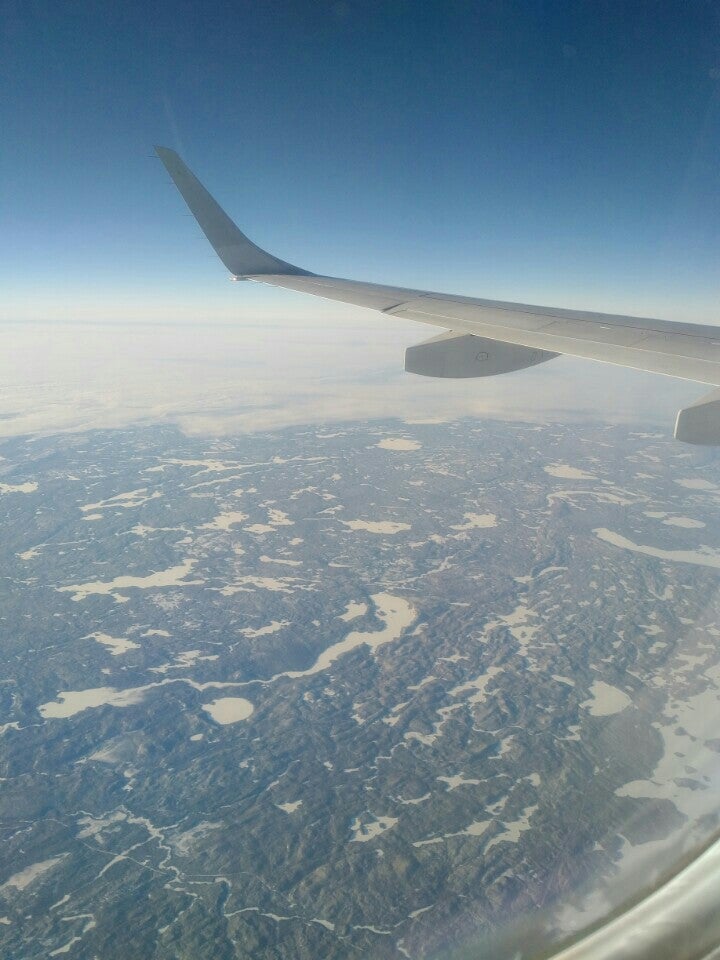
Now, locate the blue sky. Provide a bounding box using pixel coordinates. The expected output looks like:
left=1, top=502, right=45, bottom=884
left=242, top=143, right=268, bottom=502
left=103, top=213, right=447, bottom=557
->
left=3, top=0, right=720, bottom=323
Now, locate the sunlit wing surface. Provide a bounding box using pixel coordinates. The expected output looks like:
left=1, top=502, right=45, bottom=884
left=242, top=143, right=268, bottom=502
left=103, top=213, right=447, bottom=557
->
left=155, top=146, right=720, bottom=444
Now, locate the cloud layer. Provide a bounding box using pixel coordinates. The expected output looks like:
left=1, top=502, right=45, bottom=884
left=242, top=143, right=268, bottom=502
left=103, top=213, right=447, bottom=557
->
left=0, top=317, right=703, bottom=439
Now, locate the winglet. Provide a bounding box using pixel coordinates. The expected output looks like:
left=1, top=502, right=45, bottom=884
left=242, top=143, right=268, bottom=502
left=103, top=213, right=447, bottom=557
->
left=154, top=146, right=311, bottom=277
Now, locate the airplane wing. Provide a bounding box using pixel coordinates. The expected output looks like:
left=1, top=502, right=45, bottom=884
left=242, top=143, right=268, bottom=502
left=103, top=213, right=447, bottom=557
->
left=155, top=146, right=720, bottom=444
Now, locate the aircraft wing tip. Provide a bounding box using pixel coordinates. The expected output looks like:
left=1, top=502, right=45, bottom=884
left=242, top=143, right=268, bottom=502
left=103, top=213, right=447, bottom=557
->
left=154, top=145, right=179, bottom=163
left=154, top=144, right=310, bottom=278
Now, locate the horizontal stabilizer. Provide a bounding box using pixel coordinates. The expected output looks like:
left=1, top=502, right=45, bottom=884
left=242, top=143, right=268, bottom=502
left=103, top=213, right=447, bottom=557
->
left=405, top=331, right=557, bottom=378
left=674, top=388, right=720, bottom=445
left=155, top=146, right=310, bottom=277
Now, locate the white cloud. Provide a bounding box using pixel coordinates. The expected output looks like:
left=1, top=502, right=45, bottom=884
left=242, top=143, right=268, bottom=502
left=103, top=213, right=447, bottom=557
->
left=0, top=317, right=701, bottom=439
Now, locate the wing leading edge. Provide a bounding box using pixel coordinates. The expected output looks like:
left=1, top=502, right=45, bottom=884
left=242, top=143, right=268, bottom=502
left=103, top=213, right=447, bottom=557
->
left=155, top=146, right=720, bottom=444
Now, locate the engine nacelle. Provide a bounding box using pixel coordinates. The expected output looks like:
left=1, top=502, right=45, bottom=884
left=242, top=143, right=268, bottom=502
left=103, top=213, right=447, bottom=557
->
left=675, top=387, right=720, bottom=445
left=405, top=331, right=557, bottom=378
